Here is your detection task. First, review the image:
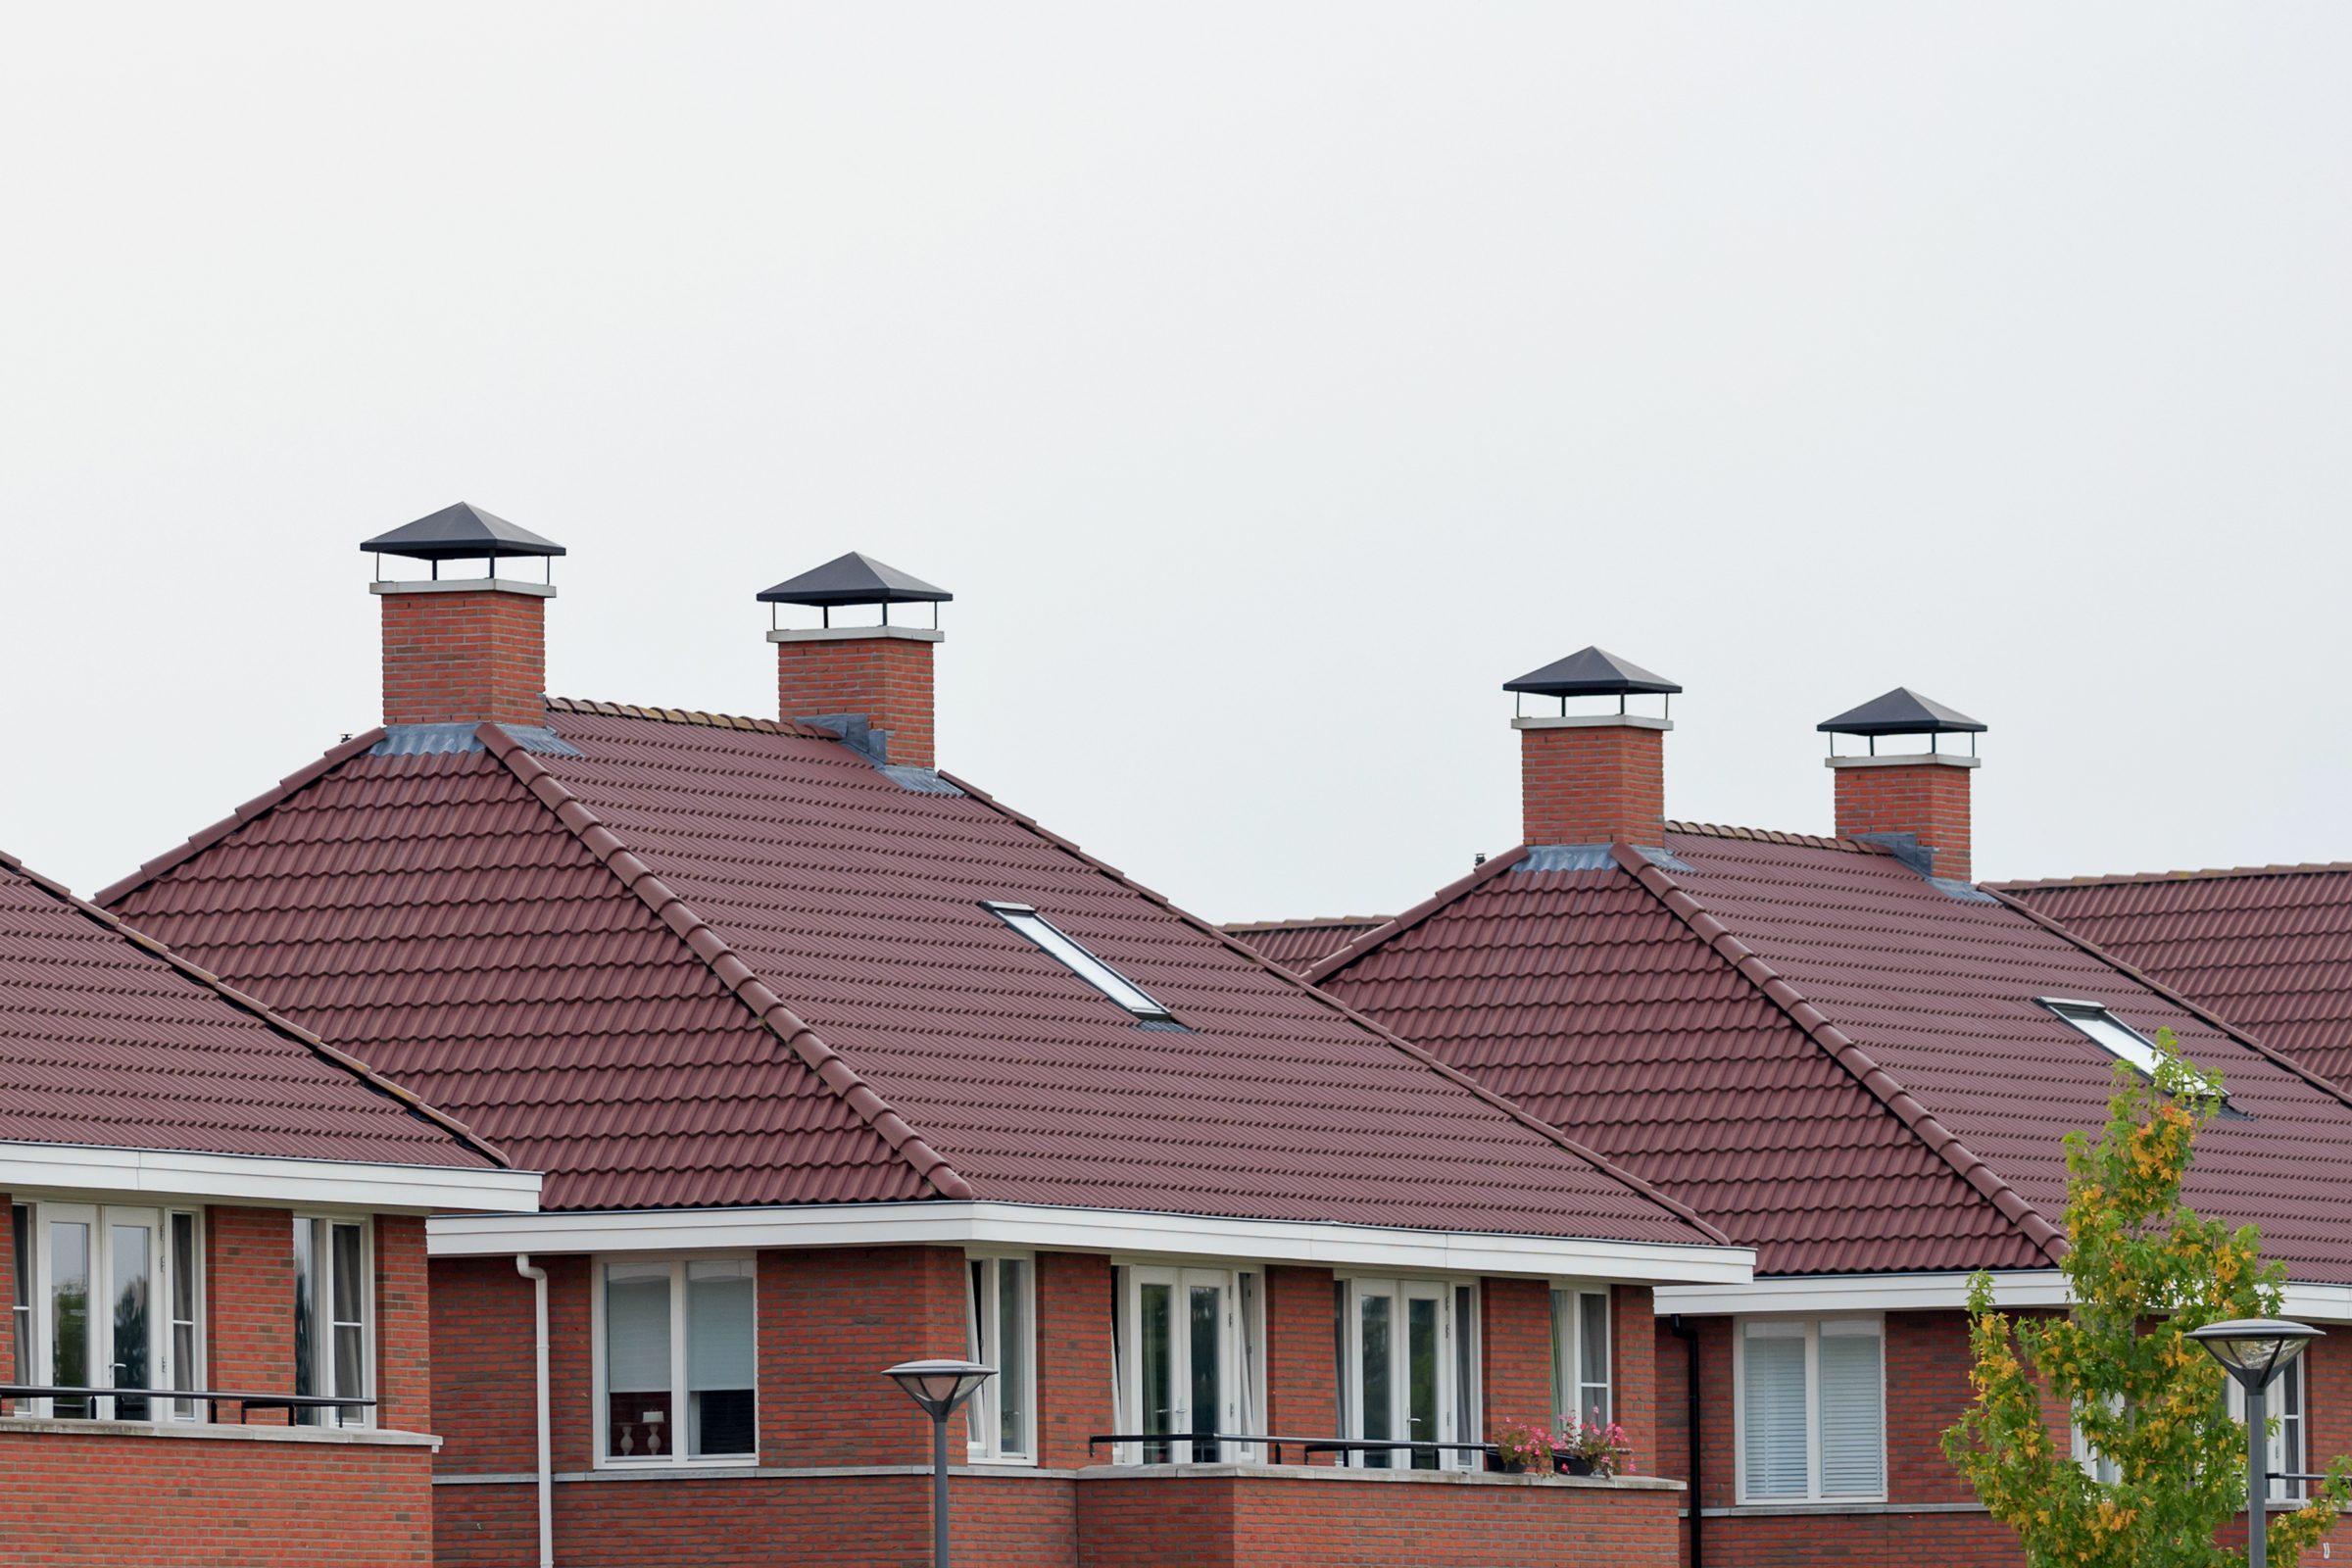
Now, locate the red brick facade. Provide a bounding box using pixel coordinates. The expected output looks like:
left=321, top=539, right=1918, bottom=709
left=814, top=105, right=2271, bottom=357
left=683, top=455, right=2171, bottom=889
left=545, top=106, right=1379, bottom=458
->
left=1831, top=758, right=1974, bottom=881
left=208, top=1204, right=300, bottom=1399
left=379, top=585, right=549, bottom=728
left=1520, top=719, right=1667, bottom=846
left=1263, top=1265, right=1340, bottom=1463
left=1481, top=1275, right=1555, bottom=1434
left=774, top=631, right=938, bottom=767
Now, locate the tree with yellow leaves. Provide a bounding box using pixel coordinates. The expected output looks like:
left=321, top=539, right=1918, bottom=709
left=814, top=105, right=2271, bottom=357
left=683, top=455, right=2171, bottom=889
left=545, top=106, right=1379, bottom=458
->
left=1942, top=1030, right=2352, bottom=1566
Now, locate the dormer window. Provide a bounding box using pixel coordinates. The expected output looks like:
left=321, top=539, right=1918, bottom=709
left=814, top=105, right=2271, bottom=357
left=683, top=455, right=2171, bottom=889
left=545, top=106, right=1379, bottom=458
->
left=983, top=903, right=1175, bottom=1022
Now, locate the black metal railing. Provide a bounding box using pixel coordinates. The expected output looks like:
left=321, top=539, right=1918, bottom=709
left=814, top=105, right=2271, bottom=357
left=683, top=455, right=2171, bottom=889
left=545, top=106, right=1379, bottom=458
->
left=0, top=1383, right=375, bottom=1425
left=1088, top=1433, right=1547, bottom=1470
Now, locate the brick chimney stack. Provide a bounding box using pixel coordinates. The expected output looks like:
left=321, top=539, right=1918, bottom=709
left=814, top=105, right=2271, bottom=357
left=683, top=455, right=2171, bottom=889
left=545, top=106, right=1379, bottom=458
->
left=364, top=503, right=564, bottom=729
left=758, top=552, right=952, bottom=770
left=1819, top=687, right=1985, bottom=883
left=1504, top=648, right=1680, bottom=848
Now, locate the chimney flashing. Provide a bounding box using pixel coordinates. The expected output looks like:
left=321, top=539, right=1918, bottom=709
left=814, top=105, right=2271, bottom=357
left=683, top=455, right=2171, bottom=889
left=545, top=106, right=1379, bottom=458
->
left=766, top=624, right=944, bottom=645
left=1513, top=713, right=1674, bottom=734
left=371, top=577, right=558, bottom=600
left=1826, top=751, right=1978, bottom=770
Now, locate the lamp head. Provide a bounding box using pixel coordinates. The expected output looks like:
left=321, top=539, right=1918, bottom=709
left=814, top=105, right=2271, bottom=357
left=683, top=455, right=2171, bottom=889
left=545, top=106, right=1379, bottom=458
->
left=2188, top=1318, right=2322, bottom=1393
left=884, top=1358, right=997, bottom=1420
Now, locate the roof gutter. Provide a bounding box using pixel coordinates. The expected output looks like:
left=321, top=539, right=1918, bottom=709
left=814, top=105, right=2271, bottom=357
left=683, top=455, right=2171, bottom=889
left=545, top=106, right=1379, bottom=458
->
left=0, top=1141, right=541, bottom=1214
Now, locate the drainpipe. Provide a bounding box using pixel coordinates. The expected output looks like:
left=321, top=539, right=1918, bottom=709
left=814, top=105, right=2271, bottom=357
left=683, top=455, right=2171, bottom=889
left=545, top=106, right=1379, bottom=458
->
left=1669, top=1315, right=1702, bottom=1568
left=516, top=1255, right=553, bottom=1568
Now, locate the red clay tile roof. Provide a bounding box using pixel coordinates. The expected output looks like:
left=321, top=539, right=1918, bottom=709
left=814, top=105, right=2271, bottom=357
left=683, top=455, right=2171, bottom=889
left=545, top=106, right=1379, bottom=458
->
left=0, top=848, right=502, bottom=1171
left=1275, top=828, right=2352, bottom=1281
left=1998, top=863, right=2352, bottom=1089
left=103, top=705, right=1726, bottom=1247
left=1217, top=918, right=1389, bottom=975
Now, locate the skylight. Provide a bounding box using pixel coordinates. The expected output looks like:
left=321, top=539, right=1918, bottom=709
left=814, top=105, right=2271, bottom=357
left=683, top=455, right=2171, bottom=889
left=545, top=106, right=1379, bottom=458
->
left=2040, top=1000, right=2170, bottom=1080
left=983, top=903, right=1175, bottom=1022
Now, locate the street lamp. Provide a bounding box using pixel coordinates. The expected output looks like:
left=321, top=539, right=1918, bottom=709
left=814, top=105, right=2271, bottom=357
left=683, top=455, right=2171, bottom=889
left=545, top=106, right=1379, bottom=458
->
left=884, top=1359, right=997, bottom=1568
left=2190, top=1318, right=2323, bottom=1568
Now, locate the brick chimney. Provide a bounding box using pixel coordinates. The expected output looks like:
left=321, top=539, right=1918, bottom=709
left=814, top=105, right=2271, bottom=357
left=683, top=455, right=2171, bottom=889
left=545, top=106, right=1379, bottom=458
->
left=1819, top=687, right=1985, bottom=882
left=364, top=503, right=564, bottom=729
left=758, top=552, right=952, bottom=769
left=1504, top=647, right=1680, bottom=848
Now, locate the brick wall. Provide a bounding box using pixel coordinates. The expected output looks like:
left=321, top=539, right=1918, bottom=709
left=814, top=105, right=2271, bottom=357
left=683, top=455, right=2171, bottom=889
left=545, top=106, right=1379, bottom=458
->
left=775, top=633, right=937, bottom=767
left=0, top=1427, right=435, bottom=1567
left=1831, top=760, right=1974, bottom=881
left=1035, top=1250, right=1114, bottom=1468
left=1520, top=721, right=1666, bottom=847
left=375, top=1216, right=431, bottom=1433
left=1613, top=1285, right=1657, bottom=1470
left=1264, top=1265, right=1339, bottom=1462
left=429, top=1255, right=540, bottom=1474
left=765, top=1245, right=967, bottom=1466
left=379, top=586, right=548, bottom=728
left=208, top=1205, right=296, bottom=1412
left=1481, top=1277, right=1553, bottom=1437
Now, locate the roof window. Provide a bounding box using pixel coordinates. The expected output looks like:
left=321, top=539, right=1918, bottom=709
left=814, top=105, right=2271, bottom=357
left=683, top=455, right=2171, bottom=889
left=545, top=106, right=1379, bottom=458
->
left=2038, top=1000, right=2231, bottom=1110
left=983, top=903, right=1175, bottom=1023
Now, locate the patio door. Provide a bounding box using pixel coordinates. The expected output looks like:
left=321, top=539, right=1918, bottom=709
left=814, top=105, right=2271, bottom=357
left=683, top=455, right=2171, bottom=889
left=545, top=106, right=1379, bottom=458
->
left=38, top=1204, right=162, bottom=1420
left=1127, top=1267, right=1238, bottom=1463
left=1346, top=1278, right=1460, bottom=1470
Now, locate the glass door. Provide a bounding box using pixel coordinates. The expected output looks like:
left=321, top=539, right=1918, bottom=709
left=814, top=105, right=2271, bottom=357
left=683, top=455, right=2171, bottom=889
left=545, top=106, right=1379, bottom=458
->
left=1346, top=1277, right=1461, bottom=1470
left=1126, top=1267, right=1235, bottom=1463
left=37, top=1205, right=161, bottom=1421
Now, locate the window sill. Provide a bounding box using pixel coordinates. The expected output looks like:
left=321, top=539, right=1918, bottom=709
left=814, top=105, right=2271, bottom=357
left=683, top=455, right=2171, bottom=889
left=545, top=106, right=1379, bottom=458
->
left=1701, top=1499, right=1963, bottom=1518
left=0, top=1416, right=438, bottom=1450
left=589, top=1458, right=761, bottom=1477
left=1077, top=1463, right=1685, bottom=1492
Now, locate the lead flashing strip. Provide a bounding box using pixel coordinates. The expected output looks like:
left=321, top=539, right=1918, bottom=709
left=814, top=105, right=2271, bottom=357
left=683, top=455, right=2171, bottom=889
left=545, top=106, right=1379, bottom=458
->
left=1608, top=843, right=2069, bottom=1265
left=476, top=723, right=976, bottom=1201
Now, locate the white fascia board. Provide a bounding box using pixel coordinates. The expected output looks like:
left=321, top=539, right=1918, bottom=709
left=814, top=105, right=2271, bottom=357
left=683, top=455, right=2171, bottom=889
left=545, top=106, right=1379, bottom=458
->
left=427, top=1200, right=1754, bottom=1285
left=0, top=1142, right=542, bottom=1215
left=1655, top=1270, right=2352, bottom=1324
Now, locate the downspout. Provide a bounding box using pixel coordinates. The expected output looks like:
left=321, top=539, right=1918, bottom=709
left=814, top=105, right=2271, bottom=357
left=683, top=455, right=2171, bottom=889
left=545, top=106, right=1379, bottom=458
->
left=1670, top=1315, right=1702, bottom=1568
left=516, top=1255, right=553, bottom=1568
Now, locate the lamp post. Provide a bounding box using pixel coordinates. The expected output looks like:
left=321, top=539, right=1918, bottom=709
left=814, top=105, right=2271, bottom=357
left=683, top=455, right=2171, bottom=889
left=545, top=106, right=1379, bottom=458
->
left=2190, top=1318, right=2322, bottom=1568
left=884, top=1358, right=997, bottom=1568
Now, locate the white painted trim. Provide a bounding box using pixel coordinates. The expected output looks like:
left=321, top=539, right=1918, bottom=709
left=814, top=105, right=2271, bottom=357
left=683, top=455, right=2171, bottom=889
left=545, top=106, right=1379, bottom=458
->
left=1656, top=1270, right=2352, bottom=1324
left=1511, top=714, right=1672, bottom=732
left=0, top=1143, right=540, bottom=1214
left=765, top=625, right=942, bottom=644
left=369, top=577, right=556, bottom=599
left=427, top=1201, right=1753, bottom=1285
left=1823, top=752, right=1978, bottom=770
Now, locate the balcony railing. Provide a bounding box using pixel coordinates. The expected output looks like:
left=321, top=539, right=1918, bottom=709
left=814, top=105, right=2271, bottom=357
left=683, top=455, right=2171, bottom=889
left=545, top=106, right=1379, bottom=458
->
left=0, top=1383, right=376, bottom=1425
left=1087, top=1433, right=1554, bottom=1469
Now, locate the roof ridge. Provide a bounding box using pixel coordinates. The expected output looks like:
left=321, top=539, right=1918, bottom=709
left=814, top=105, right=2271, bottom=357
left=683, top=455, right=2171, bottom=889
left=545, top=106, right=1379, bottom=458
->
left=1302, top=849, right=1533, bottom=987
left=93, top=729, right=389, bottom=908
left=1218, top=915, right=1392, bottom=934
left=935, top=773, right=1732, bottom=1249
left=477, top=722, right=975, bottom=1200
left=1991, top=861, right=2352, bottom=893
left=1984, top=886, right=2352, bottom=1119
left=1605, top=842, right=2068, bottom=1265
left=3, top=847, right=510, bottom=1171
left=1664, top=820, right=1885, bottom=854
left=546, top=696, right=838, bottom=740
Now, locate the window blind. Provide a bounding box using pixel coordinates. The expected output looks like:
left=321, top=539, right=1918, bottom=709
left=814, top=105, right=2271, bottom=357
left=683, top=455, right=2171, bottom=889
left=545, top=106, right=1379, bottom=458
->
left=1742, top=1326, right=1809, bottom=1498
left=1817, top=1323, right=1885, bottom=1496
left=686, top=1262, right=755, bottom=1391
left=607, top=1268, right=671, bottom=1392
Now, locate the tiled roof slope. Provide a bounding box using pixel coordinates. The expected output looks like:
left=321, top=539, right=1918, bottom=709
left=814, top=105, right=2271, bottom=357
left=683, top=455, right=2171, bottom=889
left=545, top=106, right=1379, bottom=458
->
left=107, top=707, right=1722, bottom=1246
left=1218, top=918, right=1388, bottom=975
left=1291, top=828, right=2352, bottom=1282
left=1998, top=865, right=2352, bottom=1090
left=0, top=849, right=500, bottom=1170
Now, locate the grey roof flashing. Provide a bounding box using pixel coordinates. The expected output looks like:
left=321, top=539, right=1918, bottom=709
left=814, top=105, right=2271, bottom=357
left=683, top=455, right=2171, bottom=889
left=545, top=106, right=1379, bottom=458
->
left=372, top=722, right=581, bottom=758
left=1515, top=843, right=1693, bottom=873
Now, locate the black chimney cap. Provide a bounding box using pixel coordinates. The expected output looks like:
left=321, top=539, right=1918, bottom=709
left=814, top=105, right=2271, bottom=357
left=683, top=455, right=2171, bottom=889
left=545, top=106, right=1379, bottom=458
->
left=757, top=551, right=953, bottom=608
left=1503, top=647, right=1682, bottom=698
left=1818, top=687, right=1986, bottom=737
left=362, top=503, right=565, bottom=563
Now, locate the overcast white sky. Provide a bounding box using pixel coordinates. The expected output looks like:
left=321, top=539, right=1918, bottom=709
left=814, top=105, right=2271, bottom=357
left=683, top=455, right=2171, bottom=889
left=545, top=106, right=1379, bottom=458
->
left=3, top=5, right=2347, bottom=923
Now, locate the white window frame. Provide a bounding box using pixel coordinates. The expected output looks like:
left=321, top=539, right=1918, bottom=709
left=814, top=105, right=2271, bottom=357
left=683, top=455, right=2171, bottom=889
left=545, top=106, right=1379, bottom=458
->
left=964, top=1250, right=1037, bottom=1464
left=1112, top=1262, right=1262, bottom=1464
left=590, top=1254, right=760, bottom=1469
left=1551, top=1283, right=1612, bottom=1430
left=2228, top=1360, right=2307, bottom=1502
left=10, top=1199, right=205, bottom=1425
left=1340, top=1274, right=1481, bottom=1472
left=293, top=1213, right=374, bottom=1430
left=981, top=903, right=1176, bottom=1022
left=1733, top=1315, right=1887, bottom=1504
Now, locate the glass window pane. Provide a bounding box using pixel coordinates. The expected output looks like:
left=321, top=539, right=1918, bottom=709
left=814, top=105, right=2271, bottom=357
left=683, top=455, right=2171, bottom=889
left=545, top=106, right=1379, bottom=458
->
left=1453, top=1284, right=1477, bottom=1448
left=987, top=906, right=1173, bottom=1019
left=1139, top=1282, right=1173, bottom=1463
left=1818, top=1325, right=1884, bottom=1497
left=1741, top=1326, right=1808, bottom=1499
left=10, top=1205, right=28, bottom=1388
left=1188, top=1283, right=1221, bottom=1462
left=1406, top=1295, right=1439, bottom=1469
left=966, top=1260, right=987, bottom=1449
left=606, top=1264, right=672, bottom=1459
left=687, top=1259, right=756, bottom=1458
left=997, top=1259, right=1030, bottom=1457
left=111, top=1223, right=152, bottom=1420
left=292, top=1219, right=318, bottom=1407
left=331, top=1225, right=364, bottom=1328
left=51, top=1221, right=90, bottom=1418
left=170, top=1213, right=198, bottom=1419
left=1580, top=1291, right=1611, bottom=1427
left=1359, top=1291, right=1394, bottom=1465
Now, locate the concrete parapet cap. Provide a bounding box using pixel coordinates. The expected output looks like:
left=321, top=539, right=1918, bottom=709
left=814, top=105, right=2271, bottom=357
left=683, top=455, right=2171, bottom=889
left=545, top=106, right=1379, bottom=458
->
left=1075, top=1462, right=1684, bottom=1490
left=0, top=1415, right=439, bottom=1448
left=767, top=625, right=944, bottom=644
left=1512, top=714, right=1673, bottom=733
left=370, top=577, right=556, bottom=599
left=1824, top=752, right=1979, bottom=769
